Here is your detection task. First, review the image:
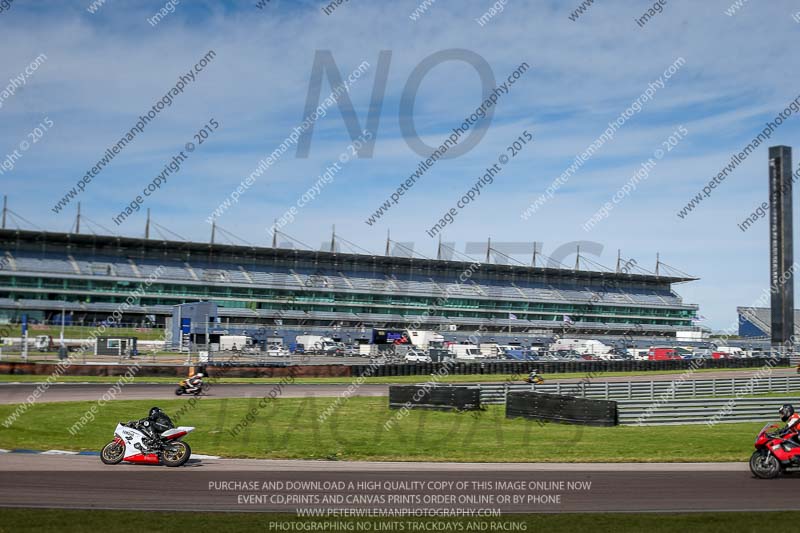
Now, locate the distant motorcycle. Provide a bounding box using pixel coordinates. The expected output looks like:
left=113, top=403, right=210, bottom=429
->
left=525, top=373, right=545, bottom=385
left=175, top=379, right=208, bottom=396
left=100, top=421, right=194, bottom=467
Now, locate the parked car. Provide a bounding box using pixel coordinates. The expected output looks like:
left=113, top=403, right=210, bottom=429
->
left=404, top=349, right=432, bottom=363
left=265, top=344, right=289, bottom=357
left=342, top=345, right=360, bottom=357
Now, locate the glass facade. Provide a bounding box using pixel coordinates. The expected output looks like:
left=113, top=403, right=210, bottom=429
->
left=0, top=274, right=695, bottom=327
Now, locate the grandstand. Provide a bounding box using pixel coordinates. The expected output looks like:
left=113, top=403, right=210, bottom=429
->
left=0, top=229, right=700, bottom=340
left=738, top=306, right=800, bottom=339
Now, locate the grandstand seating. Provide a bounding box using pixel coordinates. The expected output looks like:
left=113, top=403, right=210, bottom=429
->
left=0, top=237, right=697, bottom=336
left=1, top=249, right=689, bottom=308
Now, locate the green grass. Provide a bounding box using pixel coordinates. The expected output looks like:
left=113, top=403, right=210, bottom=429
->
left=0, top=366, right=783, bottom=385
left=0, top=397, right=770, bottom=462
left=0, top=509, right=791, bottom=533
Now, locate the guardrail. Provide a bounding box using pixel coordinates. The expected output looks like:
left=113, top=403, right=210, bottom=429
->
left=617, top=397, right=800, bottom=425
left=472, top=376, right=800, bottom=405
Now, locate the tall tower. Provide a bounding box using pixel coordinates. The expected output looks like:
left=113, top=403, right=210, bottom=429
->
left=769, top=145, right=794, bottom=351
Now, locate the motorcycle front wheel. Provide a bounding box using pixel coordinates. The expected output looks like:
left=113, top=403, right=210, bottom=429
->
left=175, top=387, right=184, bottom=396
left=750, top=450, right=781, bottom=479
left=161, top=441, right=191, bottom=467
left=100, top=440, right=124, bottom=465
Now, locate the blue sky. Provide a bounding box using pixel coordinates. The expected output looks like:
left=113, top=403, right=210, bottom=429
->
left=1, top=0, right=799, bottom=330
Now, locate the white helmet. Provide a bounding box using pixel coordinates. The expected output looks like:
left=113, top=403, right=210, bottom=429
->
left=197, top=373, right=204, bottom=378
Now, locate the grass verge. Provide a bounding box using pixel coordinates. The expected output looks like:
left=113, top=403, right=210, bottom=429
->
left=0, top=509, right=791, bottom=533
left=0, top=397, right=772, bottom=462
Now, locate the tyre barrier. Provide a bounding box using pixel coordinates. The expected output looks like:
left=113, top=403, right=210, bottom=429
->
left=351, top=358, right=789, bottom=378
left=506, top=391, right=618, bottom=427
left=388, top=385, right=481, bottom=411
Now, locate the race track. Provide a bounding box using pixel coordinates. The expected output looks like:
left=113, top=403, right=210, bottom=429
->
left=0, top=383, right=390, bottom=404
left=0, top=454, right=793, bottom=513
left=1, top=368, right=793, bottom=404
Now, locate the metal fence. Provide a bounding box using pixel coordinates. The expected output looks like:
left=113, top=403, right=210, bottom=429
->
left=472, top=376, right=800, bottom=405
left=617, top=397, right=800, bottom=425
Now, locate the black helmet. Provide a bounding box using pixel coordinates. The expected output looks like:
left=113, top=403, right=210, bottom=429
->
left=149, top=407, right=164, bottom=419
left=779, top=404, right=795, bottom=422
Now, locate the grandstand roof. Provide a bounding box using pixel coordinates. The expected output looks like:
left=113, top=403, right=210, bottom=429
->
left=0, top=228, right=698, bottom=285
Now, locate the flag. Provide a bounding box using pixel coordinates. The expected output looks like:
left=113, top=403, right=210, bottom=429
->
left=563, top=314, right=574, bottom=325
left=508, top=313, right=517, bottom=320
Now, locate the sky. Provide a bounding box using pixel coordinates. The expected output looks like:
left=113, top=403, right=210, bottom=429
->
left=1, top=0, right=799, bottom=331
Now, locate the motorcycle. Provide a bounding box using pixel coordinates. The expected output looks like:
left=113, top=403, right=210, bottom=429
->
left=100, top=420, right=194, bottom=467
left=524, top=373, right=545, bottom=385
left=175, top=379, right=208, bottom=396
left=750, top=422, right=800, bottom=478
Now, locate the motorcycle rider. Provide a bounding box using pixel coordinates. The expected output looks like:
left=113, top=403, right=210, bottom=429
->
left=528, top=369, right=543, bottom=383
left=778, top=404, right=800, bottom=441
left=183, top=372, right=204, bottom=393
left=776, top=404, right=800, bottom=448
left=132, top=407, right=174, bottom=449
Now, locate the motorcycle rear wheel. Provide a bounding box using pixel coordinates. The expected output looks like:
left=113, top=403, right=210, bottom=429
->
left=100, top=441, right=124, bottom=465
left=750, top=450, right=781, bottom=479
left=161, top=441, right=191, bottom=467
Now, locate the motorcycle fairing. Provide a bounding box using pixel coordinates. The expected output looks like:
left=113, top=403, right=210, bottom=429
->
left=114, top=422, right=159, bottom=464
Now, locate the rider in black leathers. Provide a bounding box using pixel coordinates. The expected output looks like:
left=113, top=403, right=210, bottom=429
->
left=130, top=407, right=174, bottom=448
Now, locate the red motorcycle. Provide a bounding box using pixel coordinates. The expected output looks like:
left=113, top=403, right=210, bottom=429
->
left=750, top=422, right=800, bottom=478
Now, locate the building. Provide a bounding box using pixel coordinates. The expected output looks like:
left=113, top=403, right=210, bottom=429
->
left=0, top=229, right=700, bottom=343
left=738, top=306, right=800, bottom=339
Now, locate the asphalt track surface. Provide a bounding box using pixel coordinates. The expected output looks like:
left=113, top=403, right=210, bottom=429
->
left=0, top=383, right=390, bottom=404
left=0, top=368, right=795, bottom=405
left=0, top=454, right=795, bottom=513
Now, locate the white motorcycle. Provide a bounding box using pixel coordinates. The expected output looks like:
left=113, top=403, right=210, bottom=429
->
left=100, top=420, right=194, bottom=467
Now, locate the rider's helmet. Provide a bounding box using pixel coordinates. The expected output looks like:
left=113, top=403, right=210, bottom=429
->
left=196, top=373, right=204, bottom=378
left=779, top=404, right=795, bottom=422
left=149, top=407, right=164, bottom=420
